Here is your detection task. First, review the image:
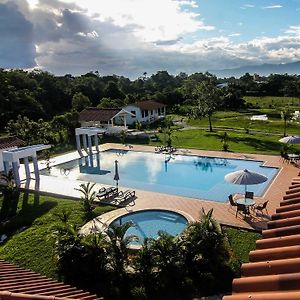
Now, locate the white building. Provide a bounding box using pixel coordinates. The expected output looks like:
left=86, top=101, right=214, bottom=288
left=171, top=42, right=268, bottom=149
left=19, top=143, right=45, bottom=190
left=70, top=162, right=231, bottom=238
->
left=122, top=100, right=166, bottom=125
left=0, top=137, right=24, bottom=172
left=79, top=101, right=166, bottom=128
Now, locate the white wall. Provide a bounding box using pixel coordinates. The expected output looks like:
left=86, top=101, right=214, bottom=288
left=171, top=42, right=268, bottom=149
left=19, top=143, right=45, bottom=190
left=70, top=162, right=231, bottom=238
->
left=120, top=104, right=143, bottom=125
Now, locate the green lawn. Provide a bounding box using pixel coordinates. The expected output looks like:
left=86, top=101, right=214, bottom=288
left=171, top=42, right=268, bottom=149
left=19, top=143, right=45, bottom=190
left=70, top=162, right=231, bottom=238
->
left=224, top=227, right=261, bottom=263
left=186, top=111, right=300, bottom=135
left=150, top=128, right=300, bottom=155
left=244, top=96, right=300, bottom=110
left=0, top=193, right=114, bottom=279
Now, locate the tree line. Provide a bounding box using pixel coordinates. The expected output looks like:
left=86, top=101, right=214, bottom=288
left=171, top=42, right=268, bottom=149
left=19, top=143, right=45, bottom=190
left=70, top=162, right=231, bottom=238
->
left=2, top=68, right=300, bottom=141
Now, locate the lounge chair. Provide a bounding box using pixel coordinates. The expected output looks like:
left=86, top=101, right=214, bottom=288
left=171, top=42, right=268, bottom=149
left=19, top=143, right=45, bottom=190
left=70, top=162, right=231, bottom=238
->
left=96, top=187, right=118, bottom=200
left=113, top=190, right=136, bottom=206
left=155, top=145, right=166, bottom=153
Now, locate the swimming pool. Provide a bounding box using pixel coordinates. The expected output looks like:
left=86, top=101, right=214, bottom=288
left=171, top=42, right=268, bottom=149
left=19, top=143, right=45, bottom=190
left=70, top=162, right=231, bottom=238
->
left=111, top=210, right=188, bottom=244
left=40, top=149, right=278, bottom=202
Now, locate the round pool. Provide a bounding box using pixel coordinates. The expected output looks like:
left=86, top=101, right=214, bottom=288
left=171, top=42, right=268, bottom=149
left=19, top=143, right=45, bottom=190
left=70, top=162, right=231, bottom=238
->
left=110, top=210, right=188, bottom=245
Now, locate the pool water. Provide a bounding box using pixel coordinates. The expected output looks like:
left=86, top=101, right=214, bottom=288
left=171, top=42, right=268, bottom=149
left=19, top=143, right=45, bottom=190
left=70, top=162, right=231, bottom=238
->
left=111, top=210, right=188, bottom=244
left=40, top=149, right=278, bottom=202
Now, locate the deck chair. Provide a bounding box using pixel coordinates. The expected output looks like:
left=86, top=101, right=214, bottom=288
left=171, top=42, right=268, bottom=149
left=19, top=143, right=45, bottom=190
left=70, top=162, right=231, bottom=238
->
left=96, top=187, right=118, bottom=200
left=114, top=190, right=136, bottom=206
left=255, top=200, right=269, bottom=215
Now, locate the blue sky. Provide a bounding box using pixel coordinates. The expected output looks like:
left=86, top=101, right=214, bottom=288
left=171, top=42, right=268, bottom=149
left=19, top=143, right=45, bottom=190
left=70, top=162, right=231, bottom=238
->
left=1, top=0, right=300, bottom=78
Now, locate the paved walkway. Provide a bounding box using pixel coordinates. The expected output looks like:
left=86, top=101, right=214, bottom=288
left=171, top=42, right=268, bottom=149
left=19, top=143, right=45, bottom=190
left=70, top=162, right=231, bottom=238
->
left=21, top=143, right=299, bottom=232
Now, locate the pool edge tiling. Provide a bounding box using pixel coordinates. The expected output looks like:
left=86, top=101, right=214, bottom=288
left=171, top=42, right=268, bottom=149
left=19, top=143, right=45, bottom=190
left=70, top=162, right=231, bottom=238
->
left=21, top=143, right=300, bottom=230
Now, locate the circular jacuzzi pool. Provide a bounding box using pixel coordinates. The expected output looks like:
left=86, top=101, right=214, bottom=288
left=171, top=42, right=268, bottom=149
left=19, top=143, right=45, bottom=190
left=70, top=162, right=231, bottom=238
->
left=110, top=210, right=188, bottom=244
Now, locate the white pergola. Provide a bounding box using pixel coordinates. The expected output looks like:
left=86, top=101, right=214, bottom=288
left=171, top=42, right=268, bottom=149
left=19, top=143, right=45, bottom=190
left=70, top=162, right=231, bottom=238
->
left=75, top=127, right=106, bottom=156
left=2, top=144, right=51, bottom=186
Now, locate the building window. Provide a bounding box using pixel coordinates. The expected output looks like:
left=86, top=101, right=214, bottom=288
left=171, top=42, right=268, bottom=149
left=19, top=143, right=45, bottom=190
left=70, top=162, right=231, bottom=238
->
left=145, top=110, right=148, bottom=117
left=158, top=108, right=161, bottom=114
left=131, top=110, right=136, bottom=118
left=151, top=110, right=153, bottom=115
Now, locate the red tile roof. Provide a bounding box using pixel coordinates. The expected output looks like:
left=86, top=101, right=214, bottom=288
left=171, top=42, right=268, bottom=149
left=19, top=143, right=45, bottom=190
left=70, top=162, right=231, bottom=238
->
left=0, top=260, right=101, bottom=300
left=0, top=137, right=24, bottom=150
left=223, top=174, right=300, bottom=300
left=130, top=100, right=166, bottom=110
left=79, top=108, right=121, bottom=122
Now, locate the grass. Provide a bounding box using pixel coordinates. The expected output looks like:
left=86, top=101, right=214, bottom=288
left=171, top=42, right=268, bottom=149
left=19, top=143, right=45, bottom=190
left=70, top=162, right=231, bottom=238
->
left=186, top=111, right=300, bottom=135
left=150, top=128, right=300, bottom=155
left=224, top=227, right=261, bottom=263
left=0, top=192, right=114, bottom=279
left=244, top=96, right=300, bottom=110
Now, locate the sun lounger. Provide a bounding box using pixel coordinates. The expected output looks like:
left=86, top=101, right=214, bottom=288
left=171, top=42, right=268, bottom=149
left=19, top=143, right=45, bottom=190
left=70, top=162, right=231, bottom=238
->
left=96, top=186, right=118, bottom=200
left=113, top=190, right=136, bottom=206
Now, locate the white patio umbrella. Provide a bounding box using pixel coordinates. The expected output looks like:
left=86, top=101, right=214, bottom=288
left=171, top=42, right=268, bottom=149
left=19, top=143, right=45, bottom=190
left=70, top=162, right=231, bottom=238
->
left=279, top=136, right=300, bottom=144
left=114, top=160, right=120, bottom=188
left=224, top=169, right=268, bottom=195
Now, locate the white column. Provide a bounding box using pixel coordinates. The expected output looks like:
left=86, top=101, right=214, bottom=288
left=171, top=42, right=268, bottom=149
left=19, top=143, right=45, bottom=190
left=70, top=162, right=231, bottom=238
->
left=76, top=134, right=83, bottom=156
left=3, top=161, right=10, bottom=175
left=24, top=157, right=31, bottom=179
left=96, top=153, right=100, bottom=169
left=123, top=116, right=127, bottom=129
left=82, top=134, right=88, bottom=153
left=32, top=155, right=40, bottom=181
left=94, top=134, right=99, bottom=152
left=88, top=154, right=94, bottom=167
left=88, top=135, right=93, bottom=154
left=12, top=161, right=21, bottom=186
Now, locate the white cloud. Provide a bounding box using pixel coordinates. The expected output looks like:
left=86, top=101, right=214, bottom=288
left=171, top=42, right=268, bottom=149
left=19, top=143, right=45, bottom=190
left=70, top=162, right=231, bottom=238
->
left=50, top=0, right=213, bottom=43
left=285, top=26, right=300, bottom=35
left=241, top=4, right=255, bottom=9
left=2, top=0, right=300, bottom=78
left=262, top=5, right=283, bottom=9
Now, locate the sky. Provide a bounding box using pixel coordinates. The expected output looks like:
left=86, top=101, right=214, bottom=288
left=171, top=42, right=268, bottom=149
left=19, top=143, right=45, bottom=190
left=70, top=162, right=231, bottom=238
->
left=1, top=0, right=300, bottom=78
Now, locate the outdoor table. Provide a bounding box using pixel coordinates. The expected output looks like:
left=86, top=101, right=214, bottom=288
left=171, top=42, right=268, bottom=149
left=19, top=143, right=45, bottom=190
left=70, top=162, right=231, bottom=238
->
left=236, top=198, right=256, bottom=216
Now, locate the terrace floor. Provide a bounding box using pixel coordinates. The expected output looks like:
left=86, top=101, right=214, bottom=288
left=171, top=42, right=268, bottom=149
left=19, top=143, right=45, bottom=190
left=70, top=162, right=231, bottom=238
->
left=21, top=143, right=300, bottom=231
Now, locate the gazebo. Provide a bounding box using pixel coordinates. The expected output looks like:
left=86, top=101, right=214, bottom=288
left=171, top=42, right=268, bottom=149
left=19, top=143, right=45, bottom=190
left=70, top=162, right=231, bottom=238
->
left=75, top=127, right=106, bottom=156
left=2, top=144, right=51, bottom=186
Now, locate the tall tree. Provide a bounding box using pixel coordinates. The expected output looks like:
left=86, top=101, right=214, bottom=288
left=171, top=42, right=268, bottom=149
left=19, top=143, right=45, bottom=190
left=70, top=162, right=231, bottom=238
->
left=192, top=82, right=222, bottom=132
left=281, top=109, right=292, bottom=137
left=72, top=92, right=91, bottom=112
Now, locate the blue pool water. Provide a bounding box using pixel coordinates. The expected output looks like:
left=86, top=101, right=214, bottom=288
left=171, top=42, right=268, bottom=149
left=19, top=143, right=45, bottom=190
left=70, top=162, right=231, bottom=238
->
left=41, top=149, right=278, bottom=202
left=111, top=210, right=188, bottom=244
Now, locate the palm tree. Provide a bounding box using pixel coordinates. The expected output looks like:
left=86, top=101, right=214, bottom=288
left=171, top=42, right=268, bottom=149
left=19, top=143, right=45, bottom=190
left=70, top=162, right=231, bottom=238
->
left=74, top=182, right=96, bottom=213
left=106, top=222, right=138, bottom=275
left=150, top=232, right=189, bottom=298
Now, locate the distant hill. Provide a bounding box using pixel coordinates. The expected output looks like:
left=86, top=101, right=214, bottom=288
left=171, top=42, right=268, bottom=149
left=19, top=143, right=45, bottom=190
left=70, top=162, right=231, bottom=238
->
left=210, top=61, right=300, bottom=78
